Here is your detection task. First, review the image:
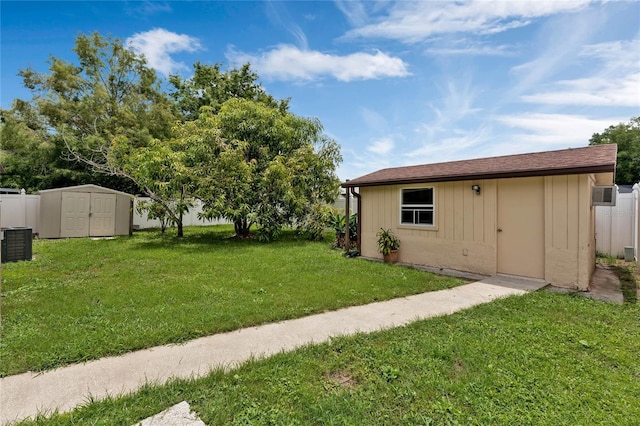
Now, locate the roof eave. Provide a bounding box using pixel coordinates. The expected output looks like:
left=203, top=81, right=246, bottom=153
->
left=342, top=164, right=615, bottom=188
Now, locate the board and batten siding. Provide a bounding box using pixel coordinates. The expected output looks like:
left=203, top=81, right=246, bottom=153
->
left=544, top=174, right=595, bottom=289
left=359, top=172, right=613, bottom=290
left=359, top=180, right=498, bottom=276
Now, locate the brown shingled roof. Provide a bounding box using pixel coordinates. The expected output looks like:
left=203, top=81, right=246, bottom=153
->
left=343, top=144, right=617, bottom=188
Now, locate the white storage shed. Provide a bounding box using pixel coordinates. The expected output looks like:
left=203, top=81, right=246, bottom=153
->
left=39, top=184, right=133, bottom=239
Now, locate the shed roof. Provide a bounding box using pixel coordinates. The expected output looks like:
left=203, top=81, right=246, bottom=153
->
left=38, top=184, right=133, bottom=197
left=343, top=144, right=617, bottom=188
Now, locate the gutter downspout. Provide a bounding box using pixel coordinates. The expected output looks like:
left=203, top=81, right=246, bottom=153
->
left=344, top=184, right=350, bottom=252
left=634, top=183, right=639, bottom=262
left=350, top=186, right=361, bottom=253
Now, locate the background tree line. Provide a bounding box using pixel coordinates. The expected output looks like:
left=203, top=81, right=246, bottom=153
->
left=0, top=32, right=342, bottom=240
left=588, top=116, right=640, bottom=186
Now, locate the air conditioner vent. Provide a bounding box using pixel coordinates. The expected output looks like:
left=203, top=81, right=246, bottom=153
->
left=592, top=186, right=616, bottom=206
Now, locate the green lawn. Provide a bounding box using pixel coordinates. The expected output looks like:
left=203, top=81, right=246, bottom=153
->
left=0, top=226, right=464, bottom=376
left=19, top=291, right=640, bottom=425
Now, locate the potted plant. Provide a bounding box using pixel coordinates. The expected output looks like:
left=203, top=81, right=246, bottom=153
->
left=376, top=228, right=400, bottom=263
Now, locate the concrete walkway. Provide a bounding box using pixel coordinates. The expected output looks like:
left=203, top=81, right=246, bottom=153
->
left=0, top=275, right=547, bottom=425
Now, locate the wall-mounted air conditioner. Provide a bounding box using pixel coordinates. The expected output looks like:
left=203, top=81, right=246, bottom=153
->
left=591, top=186, right=616, bottom=206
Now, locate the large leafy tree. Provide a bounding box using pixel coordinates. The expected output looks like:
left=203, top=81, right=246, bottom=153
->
left=13, top=32, right=197, bottom=235
left=0, top=103, right=61, bottom=191
left=589, top=117, right=640, bottom=185
left=169, top=62, right=284, bottom=120
left=185, top=101, right=342, bottom=240
left=169, top=63, right=341, bottom=240
left=0, top=102, right=139, bottom=193
left=18, top=32, right=175, bottom=181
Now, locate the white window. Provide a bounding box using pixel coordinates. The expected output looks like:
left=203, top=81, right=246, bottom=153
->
left=401, top=188, right=434, bottom=226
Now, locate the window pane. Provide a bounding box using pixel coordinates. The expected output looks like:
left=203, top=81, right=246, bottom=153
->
left=403, top=188, right=433, bottom=205
left=401, top=209, right=414, bottom=224
left=417, top=210, right=433, bottom=225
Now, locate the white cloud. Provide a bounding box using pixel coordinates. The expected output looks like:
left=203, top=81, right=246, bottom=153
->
left=367, top=137, right=395, bottom=155
left=421, top=78, right=482, bottom=137
left=265, top=1, right=309, bottom=49
left=504, top=8, right=603, bottom=106
left=226, top=44, right=410, bottom=82
left=520, top=39, right=640, bottom=107
left=334, top=0, right=370, bottom=27
left=521, top=74, right=640, bottom=106
left=126, top=28, right=202, bottom=76
left=580, top=39, right=640, bottom=67
left=495, top=113, right=626, bottom=145
left=125, top=1, right=172, bottom=16
left=426, top=43, right=515, bottom=56
left=406, top=127, right=491, bottom=164
left=344, top=1, right=591, bottom=43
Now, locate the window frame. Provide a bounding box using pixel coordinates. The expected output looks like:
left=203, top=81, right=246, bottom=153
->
left=399, top=187, right=436, bottom=228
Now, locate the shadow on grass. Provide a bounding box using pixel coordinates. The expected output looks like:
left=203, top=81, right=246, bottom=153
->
left=129, top=226, right=329, bottom=252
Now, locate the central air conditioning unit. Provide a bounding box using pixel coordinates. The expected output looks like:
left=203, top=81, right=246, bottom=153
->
left=591, top=185, right=616, bottom=206
left=1, top=227, right=33, bottom=263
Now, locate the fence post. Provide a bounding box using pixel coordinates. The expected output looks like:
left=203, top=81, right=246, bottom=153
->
left=20, top=188, right=27, bottom=228
left=634, top=183, right=640, bottom=262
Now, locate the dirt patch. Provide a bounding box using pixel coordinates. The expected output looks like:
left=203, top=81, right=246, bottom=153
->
left=327, top=372, right=357, bottom=390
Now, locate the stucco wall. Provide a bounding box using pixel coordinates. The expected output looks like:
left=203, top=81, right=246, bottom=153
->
left=359, top=173, right=613, bottom=290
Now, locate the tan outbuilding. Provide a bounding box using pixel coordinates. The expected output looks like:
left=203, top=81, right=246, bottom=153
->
left=342, top=144, right=618, bottom=290
left=38, top=184, right=133, bottom=239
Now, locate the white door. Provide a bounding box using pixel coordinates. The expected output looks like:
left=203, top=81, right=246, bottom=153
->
left=61, top=192, right=90, bottom=238
left=90, top=193, right=116, bottom=237
left=497, top=177, right=545, bottom=279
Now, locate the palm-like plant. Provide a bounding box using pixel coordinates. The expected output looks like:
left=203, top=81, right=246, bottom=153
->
left=376, top=228, right=400, bottom=255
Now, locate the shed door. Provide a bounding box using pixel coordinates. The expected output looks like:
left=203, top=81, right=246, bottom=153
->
left=90, top=193, right=116, bottom=237
left=61, top=192, right=90, bottom=238
left=497, top=177, right=545, bottom=279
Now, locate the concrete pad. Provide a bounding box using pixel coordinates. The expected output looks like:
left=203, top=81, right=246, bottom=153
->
left=135, top=401, right=205, bottom=426
left=479, top=274, right=549, bottom=292
left=587, top=264, right=623, bottom=304
left=0, top=279, right=532, bottom=425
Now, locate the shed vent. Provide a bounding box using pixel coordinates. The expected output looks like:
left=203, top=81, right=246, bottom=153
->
left=1, top=227, right=33, bottom=263
left=591, top=186, right=616, bottom=206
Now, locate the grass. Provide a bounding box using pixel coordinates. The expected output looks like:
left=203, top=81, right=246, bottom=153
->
left=615, top=265, right=638, bottom=304
left=597, top=255, right=639, bottom=304
left=0, top=225, right=465, bottom=377
left=18, top=291, right=640, bottom=425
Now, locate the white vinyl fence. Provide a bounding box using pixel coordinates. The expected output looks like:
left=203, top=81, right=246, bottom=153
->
left=0, top=190, right=229, bottom=235
left=595, top=184, right=639, bottom=259
left=0, top=190, right=40, bottom=234
left=132, top=197, right=229, bottom=230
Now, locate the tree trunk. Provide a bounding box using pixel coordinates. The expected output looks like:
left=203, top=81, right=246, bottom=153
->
left=234, top=218, right=251, bottom=237
left=177, top=211, right=184, bottom=237
left=176, top=187, right=185, bottom=238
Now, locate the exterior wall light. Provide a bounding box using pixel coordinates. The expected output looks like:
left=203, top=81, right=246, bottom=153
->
left=471, top=184, right=481, bottom=195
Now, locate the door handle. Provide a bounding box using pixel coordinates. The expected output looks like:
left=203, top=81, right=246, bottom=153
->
left=497, top=228, right=502, bottom=232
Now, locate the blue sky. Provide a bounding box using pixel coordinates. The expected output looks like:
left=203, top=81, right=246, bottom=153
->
left=1, top=1, right=639, bottom=180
